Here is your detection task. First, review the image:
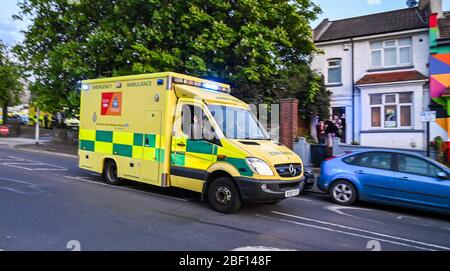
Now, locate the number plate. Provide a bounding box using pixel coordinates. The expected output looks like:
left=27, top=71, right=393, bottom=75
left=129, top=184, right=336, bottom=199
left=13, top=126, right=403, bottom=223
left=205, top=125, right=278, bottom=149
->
left=285, top=189, right=300, bottom=197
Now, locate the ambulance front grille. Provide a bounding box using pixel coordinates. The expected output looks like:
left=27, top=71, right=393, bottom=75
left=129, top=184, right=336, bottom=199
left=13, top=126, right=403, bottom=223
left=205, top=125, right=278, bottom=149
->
left=274, top=163, right=302, bottom=178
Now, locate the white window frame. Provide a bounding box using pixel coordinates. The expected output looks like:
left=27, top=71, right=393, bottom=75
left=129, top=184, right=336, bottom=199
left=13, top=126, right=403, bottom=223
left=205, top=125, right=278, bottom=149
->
left=369, top=92, right=413, bottom=130
left=327, top=58, right=342, bottom=85
left=370, top=37, right=413, bottom=68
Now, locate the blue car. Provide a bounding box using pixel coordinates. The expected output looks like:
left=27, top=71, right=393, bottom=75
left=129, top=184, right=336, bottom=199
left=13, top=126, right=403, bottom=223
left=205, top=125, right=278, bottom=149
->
left=318, top=150, right=450, bottom=214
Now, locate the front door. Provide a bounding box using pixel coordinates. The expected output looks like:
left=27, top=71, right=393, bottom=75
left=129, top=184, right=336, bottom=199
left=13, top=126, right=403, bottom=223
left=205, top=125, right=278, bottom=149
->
left=349, top=152, right=396, bottom=201
left=170, top=103, right=217, bottom=191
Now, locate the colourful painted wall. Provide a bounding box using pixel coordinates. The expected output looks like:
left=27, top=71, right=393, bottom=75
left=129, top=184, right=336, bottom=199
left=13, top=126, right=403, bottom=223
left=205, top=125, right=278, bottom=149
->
left=429, top=12, right=450, bottom=159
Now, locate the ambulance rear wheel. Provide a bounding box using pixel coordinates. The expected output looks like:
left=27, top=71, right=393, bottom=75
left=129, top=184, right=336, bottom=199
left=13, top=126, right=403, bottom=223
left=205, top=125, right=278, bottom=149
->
left=208, top=177, right=241, bottom=214
left=104, top=160, right=123, bottom=185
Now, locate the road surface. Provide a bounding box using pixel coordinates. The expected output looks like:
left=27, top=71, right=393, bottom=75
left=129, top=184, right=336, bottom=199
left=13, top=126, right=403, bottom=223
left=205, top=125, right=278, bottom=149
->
left=0, top=144, right=449, bottom=251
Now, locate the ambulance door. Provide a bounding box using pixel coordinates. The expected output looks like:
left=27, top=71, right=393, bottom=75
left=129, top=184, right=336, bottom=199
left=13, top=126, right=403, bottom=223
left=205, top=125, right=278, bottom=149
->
left=170, top=103, right=216, bottom=191
left=140, top=110, right=162, bottom=184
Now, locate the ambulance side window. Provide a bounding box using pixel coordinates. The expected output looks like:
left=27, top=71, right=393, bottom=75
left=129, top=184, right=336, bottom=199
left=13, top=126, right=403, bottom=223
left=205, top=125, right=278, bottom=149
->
left=180, top=104, right=216, bottom=141
left=181, top=104, right=192, bottom=137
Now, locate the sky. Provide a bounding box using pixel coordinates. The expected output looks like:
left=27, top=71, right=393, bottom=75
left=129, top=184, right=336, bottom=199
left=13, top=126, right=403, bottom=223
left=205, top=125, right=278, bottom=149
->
left=0, top=0, right=450, bottom=46
left=312, top=0, right=450, bottom=27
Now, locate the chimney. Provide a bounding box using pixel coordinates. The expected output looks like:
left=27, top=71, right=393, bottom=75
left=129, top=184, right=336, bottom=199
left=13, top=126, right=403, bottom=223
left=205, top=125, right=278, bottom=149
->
left=430, top=0, right=443, bottom=18
left=314, top=19, right=331, bottom=41
left=419, top=0, right=431, bottom=11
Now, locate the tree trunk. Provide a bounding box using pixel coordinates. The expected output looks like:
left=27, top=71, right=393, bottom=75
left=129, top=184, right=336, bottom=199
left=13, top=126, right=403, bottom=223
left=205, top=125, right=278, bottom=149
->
left=2, top=103, right=8, bottom=125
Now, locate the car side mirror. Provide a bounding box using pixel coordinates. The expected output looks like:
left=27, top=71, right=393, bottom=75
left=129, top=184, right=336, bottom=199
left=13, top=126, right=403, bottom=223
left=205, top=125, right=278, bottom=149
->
left=437, top=172, right=449, bottom=180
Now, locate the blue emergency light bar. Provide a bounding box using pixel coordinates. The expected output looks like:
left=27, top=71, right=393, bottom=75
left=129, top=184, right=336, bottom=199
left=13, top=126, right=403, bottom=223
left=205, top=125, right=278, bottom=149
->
left=172, top=77, right=230, bottom=93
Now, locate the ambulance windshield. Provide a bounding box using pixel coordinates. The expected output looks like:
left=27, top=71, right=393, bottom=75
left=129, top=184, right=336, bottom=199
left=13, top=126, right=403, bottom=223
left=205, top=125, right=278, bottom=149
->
left=207, top=105, right=270, bottom=140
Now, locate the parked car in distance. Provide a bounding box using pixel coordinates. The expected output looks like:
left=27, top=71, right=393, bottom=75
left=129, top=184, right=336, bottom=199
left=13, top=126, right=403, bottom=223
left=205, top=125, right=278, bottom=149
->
left=318, top=150, right=450, bottom=215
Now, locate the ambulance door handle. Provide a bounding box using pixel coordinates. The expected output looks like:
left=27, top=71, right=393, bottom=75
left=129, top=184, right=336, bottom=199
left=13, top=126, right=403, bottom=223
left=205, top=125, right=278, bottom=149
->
left=177, top=142, right=186, bottom=147
left=145, top=138, right=149, bottom=145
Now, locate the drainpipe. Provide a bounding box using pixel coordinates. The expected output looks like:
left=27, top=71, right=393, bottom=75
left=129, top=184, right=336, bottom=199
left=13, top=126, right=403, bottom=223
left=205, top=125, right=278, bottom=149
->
left=351, top=38, right=355, bottom=143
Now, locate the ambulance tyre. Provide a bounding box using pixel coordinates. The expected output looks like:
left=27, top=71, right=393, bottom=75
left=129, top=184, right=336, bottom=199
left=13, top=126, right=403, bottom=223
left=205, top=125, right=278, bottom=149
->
left=208, top=177, right=242, bottom=214
left=103, top=160, right=123, bottom=185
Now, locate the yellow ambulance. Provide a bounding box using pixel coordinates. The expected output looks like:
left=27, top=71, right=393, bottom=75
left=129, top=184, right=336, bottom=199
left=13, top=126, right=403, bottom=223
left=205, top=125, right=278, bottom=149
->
left=79, top=72, right=303, bottom=213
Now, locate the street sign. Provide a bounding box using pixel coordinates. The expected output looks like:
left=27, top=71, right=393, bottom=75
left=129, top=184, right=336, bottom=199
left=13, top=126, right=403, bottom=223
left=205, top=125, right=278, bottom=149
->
left=421, top=111, right=436, bottom=122
left=0, top=125, right=9, bottom=136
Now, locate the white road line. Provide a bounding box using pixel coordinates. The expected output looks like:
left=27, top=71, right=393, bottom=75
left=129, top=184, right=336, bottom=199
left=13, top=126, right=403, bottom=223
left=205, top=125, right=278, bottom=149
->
left=1, top=165, right=34, bottom=170
left=256, top=214, right=434, bottom=251
left=0, top=176, right=45, bottom=195
left=291, top=197, right=312, bottom=202
left=271, top=211, right=450, bottom=251
left=324, top=205, right=382, bottom=224
left=0, top=156, right=68, bottom=171
left=63, top=176, right=188, bottom=202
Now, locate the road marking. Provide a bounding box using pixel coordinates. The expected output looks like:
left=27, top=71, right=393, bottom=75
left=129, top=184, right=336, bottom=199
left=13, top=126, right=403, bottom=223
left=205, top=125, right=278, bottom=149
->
left=0, top=176, right=45, bottom=195
left=63, top=175, right=188, bottom=202
left=257, top=214, right=434, bottom=251
left=397, top=215, right=450, bottom=231
left=324, top=205, right=382, bottom=224
left=231, top=246, right=297, bottom=251
left=0, top=156, right=67, bottom=171
left=291, top=197, right=312, bottom=202
left=271, top=211, right=450, bottom=251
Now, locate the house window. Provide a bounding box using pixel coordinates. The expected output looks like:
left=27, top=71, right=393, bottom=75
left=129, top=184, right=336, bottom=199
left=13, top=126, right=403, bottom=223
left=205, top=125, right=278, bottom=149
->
left=369, top=92, right=413, bottom=129
left=327, top=59, right=341, bottom=84
left=370, top=37, right=412, bottom=68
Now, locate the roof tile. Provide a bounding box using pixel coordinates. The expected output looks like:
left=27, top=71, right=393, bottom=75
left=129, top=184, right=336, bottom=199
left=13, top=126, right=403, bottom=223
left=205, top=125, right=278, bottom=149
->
left=356, top=71, right=428, bottom=85
left=315, top=7, right=428, bottom=42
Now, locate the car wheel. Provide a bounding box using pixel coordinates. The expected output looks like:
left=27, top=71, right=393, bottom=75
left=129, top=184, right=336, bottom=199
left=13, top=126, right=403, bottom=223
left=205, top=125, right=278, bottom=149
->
left=103, top=160, right=123, bottom=185
left=330, top=180, right=357, bottom=205
left=207, top=177, right=242, bottom=213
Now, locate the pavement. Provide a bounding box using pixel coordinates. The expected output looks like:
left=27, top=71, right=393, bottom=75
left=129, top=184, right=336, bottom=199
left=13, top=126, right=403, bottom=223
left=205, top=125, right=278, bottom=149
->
left=1, top=138, right=450, bottom=251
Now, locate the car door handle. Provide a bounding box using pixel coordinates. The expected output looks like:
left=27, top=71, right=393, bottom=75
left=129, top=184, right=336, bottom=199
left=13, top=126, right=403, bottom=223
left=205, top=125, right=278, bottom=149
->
left=401, top=176, right=409, bottom=181
left=355, top=170, right=365, bottom=174
left=177, top=142, right=186, bottom=147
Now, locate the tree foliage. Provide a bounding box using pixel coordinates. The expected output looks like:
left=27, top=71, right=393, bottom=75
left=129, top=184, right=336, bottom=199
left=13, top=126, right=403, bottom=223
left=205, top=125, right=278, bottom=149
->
left=15, top=0, right=326, bottom=117
left=0, top=41, right=23, bottom=124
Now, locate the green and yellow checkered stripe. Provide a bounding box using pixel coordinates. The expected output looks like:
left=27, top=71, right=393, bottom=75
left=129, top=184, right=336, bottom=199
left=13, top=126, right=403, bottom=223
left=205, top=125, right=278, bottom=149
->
left=79, top=129, right=164, bottom=162
left=170, top=138, right=253, bottom=177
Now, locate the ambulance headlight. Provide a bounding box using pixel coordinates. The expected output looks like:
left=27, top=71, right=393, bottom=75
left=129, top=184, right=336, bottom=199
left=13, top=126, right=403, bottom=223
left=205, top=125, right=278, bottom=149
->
left=246, top=158, right=274, bottom=176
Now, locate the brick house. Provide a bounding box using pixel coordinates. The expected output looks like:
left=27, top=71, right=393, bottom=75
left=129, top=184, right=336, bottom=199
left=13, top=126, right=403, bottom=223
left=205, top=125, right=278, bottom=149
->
left=311, top=3, right=430, bottom=150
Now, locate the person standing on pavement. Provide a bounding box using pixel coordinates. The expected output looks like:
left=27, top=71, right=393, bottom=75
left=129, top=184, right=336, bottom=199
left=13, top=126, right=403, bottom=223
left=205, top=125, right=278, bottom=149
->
left=324, top=117, right=339, bottom=147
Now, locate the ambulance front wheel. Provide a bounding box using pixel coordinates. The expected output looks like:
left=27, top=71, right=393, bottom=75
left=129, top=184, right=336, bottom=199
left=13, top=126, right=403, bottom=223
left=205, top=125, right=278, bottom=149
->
left=103, top=160, right=123, bottom=185
left=207, top=177, right=242, bottom=214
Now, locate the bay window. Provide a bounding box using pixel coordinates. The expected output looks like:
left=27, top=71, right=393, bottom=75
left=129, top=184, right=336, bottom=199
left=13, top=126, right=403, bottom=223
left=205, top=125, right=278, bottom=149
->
left=369, top=92, right=413, bottom=129
left=370, top=37, right=412, bottom=68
